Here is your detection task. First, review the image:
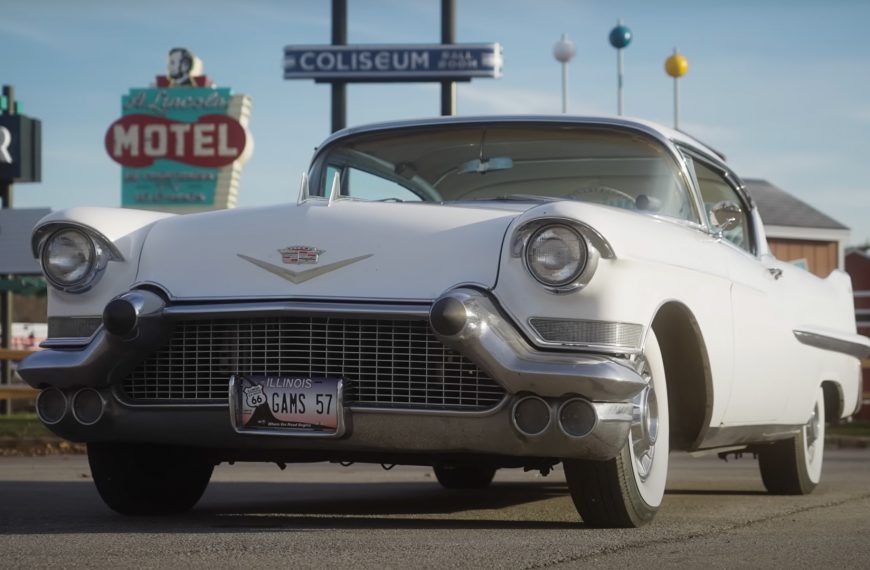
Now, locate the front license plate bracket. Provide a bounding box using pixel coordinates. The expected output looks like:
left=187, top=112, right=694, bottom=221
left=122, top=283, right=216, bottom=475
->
left=229, top=375, right=345, bottom=438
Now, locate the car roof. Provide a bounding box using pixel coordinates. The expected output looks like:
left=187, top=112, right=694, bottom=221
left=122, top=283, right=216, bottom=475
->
left=318, top=115, right=726, bottom=166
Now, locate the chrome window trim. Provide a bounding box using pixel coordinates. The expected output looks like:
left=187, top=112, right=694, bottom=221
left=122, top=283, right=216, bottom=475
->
left=679, top=147, right=759, bottom=256
left=310, top=117, right=705, bottom=225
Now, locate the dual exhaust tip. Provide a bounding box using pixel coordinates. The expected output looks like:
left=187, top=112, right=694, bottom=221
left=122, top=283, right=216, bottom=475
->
left=36, top=387, right=105, bottom=427
left=512, top=395, right=598, bottom=438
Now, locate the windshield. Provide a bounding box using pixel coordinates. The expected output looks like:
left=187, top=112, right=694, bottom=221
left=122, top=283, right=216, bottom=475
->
left=311, top=124, right=698, bottom=222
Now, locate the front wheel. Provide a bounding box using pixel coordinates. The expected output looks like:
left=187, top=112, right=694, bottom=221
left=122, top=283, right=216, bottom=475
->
left=88, top=442, right=214, bottom=515
left=564, top=330, right=670, bottom=528
left=758, top=387, right=825, bottom=495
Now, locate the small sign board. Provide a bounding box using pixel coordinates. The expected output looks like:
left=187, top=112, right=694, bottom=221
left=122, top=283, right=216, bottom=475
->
left=283, top=43, right=503, bottom=81
left=0, top=208, right=50, bottom=274
left=0, top=115, right=41, bottom=183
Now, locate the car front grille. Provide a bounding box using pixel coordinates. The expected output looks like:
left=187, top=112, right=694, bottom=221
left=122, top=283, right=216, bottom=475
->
left=120, top=316, right=505, bottom=412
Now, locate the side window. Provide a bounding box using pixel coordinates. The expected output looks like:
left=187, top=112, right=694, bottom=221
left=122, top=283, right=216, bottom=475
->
left=692, top=161, right=753, bottom=253
left=324, top=164, right=422, bottom=202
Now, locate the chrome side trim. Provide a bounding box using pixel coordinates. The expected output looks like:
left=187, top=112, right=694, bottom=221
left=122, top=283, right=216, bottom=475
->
left=430, top=288, right=648, bottom=401
left=793, top=328, right=870, bottom=360
left=696, top=424, right=802, bottom=450
left=41, top=333, right=102, bottom=349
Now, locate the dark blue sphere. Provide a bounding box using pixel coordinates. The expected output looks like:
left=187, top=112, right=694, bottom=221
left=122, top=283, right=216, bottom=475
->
left=609, top=25, right=632, bottom=49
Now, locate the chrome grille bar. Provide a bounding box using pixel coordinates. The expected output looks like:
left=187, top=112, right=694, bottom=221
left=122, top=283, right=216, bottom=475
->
left=121, top=316, right=505, bottom=411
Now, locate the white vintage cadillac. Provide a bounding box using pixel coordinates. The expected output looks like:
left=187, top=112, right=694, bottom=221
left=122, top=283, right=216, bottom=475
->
left=19, top=116, right=870, bottom=527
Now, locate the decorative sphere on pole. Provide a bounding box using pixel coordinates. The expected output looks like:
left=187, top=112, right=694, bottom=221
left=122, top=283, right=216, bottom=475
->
left=553, top=34, right=576, bottom=114
left=608, top=19, right=632, bottom=116
left=665, top=51, right=688, bottom=78
left=664, top=49, right=689, bottom=130
left=608, top=24, right=632, bottom=49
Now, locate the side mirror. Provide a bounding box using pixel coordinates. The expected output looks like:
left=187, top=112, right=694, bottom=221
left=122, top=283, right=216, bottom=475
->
left=710, top=200, right=742, bottom=232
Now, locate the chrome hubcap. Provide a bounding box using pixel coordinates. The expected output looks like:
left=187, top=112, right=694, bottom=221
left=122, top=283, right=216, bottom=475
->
left=805, top=401, right=820, bottom=460
left=630, top=364, right=658, bottom=481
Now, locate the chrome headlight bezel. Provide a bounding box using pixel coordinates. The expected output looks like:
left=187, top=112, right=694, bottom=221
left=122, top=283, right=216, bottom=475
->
left=524, top=224, right=588, bottom=287
left=512, top=218, right=614, bottom=294
left=36, top=225, right=122, bottom=293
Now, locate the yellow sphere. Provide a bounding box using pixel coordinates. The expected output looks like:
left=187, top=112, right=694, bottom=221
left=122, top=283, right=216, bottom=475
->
left=665, top=53, right=688, bottom=78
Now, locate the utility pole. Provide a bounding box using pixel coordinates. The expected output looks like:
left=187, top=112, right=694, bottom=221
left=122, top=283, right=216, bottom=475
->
left=0, top=85, right=15, bottom=415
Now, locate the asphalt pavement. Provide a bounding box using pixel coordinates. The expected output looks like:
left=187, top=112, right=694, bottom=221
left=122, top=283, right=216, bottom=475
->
left=1, top=448, right=869, bottom=569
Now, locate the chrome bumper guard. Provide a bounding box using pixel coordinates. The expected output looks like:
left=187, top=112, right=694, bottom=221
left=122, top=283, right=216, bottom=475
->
left=19, top=287, right=648, bottom=460
left=429, top=288, right=647, bottom=401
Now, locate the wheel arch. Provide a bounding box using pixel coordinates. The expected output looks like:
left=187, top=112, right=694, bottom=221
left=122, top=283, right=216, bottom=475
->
left=650, top=301, right=713, bottom=451
left=821, top=380, right=844, bottom=422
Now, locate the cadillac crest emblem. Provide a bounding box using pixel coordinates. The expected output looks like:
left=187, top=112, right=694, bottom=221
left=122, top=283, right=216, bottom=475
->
left=279, top=246, right=324, bottom=265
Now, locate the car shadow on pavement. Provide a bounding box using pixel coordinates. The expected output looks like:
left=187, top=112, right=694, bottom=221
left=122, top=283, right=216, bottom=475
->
left=665, top=489, right=768, bottom=496
left=0, top=480, right=591, bottom=534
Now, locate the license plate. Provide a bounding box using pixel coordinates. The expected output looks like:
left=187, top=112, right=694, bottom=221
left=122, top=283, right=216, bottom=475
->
left=230, top=375, right=343, bottom=436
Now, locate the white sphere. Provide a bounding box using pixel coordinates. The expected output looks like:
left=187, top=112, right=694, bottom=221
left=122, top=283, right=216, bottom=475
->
left=553, top=37, right=576, bottom=63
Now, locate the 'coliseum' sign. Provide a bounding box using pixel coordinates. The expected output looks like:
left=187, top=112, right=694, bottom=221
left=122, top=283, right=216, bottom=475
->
left=283, top=43, right=502, bottom=81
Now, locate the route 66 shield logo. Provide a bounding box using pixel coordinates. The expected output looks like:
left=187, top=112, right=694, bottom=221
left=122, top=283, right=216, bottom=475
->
left=243, top=383, right=266, bottom=408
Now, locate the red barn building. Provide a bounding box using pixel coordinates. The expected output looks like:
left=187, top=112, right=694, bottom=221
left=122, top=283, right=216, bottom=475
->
left=845, top=248, right=870, bottom=420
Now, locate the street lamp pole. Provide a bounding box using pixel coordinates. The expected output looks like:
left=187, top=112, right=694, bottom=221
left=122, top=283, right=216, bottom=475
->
left=553, top=34, right=576, bottom=114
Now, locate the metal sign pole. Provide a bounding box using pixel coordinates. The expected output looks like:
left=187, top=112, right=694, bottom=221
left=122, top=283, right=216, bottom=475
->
left=331, top=0, right=347, bottom=133
left=0, top=84, right=14, bottom=415
left=440, top=0, right=456, bottom=116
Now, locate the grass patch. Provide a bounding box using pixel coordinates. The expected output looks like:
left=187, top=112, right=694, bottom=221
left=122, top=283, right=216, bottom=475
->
left=0, top=414, right=53, bottom=438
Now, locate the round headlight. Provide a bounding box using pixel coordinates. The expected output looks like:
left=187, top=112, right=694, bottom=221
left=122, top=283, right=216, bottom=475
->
left=42, top=229, right=97, bottom=289
left=525, top=224, right=588, bottom=287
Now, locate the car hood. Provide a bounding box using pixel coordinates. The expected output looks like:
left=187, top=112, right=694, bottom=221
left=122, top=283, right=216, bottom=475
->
left=136, top=200, right=522, bottom=301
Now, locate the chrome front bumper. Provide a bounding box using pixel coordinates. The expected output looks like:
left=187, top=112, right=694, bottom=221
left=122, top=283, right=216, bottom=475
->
left=19, top=288, right=649, bottom=460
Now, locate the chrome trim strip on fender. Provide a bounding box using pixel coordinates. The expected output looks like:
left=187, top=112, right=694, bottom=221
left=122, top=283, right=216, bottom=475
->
left=793, top=328, right=870, bottom=360
left=696, top=424, right=803, bottom=450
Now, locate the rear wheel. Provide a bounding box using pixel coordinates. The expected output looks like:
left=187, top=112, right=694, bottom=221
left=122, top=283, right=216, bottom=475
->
left=433, top=464, right=496, bottom=489
left=88, top=442, right=214, bottom=515
left=564, top=331, right=669, bottom=528
left=758, top=387, right=825, bottom=495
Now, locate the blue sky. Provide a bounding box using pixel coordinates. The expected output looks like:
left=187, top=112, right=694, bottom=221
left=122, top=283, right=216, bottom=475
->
left=3, top=0, right=870, bottom=243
